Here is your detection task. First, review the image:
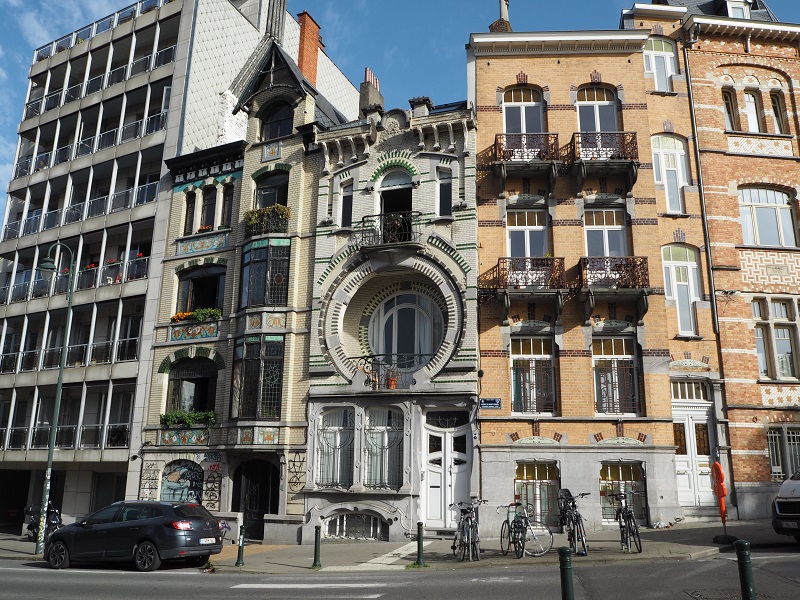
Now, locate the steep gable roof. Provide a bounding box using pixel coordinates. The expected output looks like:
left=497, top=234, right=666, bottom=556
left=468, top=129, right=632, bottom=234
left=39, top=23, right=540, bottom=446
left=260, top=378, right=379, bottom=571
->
left=656, top=0, right=779, bottom=22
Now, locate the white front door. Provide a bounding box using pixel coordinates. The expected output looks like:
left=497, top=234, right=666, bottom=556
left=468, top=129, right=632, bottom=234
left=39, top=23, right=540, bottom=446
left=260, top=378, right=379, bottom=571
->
left=424, top=418, right=471, bottom=529
left=673, top=405, right=716, bottom=507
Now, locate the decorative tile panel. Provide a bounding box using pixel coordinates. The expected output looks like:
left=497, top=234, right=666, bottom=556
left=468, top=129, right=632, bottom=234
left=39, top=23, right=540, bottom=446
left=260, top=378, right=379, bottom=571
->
left=170, top=321, right=219, bottom=341
left=728, top=135, right=794, bottom=157
left=159, top=428, right=210, bottom=446
left=257, top=427, right=280, bottom=445
left=177, top=231, right=230, bottom=255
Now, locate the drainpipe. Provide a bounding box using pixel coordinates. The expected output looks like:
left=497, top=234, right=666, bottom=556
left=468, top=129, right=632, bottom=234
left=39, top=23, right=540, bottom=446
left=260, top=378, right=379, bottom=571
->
left=682, top=24, right=736, bottom=514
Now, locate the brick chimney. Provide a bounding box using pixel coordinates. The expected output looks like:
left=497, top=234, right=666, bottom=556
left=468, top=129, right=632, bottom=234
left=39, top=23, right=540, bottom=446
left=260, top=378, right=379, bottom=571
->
left=359, top=67, right=384, bottom=119
left=297, top=11, right=322, bottom=87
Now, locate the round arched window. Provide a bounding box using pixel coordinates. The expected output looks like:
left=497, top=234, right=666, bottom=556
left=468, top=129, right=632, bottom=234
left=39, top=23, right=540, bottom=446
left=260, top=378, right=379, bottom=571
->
left=368, top=293, right=444, bottom=371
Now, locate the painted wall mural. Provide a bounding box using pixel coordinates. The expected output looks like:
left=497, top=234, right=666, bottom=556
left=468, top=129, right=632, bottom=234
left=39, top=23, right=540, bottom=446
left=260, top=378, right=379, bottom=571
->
left=160, top=459, right=204, bottom=502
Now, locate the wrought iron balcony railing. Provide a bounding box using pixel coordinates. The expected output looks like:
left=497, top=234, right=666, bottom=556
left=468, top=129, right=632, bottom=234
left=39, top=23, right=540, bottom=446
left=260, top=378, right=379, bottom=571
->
left=357, top=212, right=423, bottom=247
left=568, top=132, right=638, bottom=162
left=353, top=353, right=433, bottom=390
left=495, top=133, right=560, bottom=162
left=579, top=256, right=649, bottom=289
left=244, top=208, right=288, bottom=236
left=498, top=257, right=566, bottom=289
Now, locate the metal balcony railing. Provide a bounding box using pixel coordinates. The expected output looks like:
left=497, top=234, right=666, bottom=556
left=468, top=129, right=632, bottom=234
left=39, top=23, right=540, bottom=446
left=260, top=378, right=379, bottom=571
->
left=244, top=209, right=289, bottom=236
left=495, top=133, right=560, bottom=162
left=357, top=211, right=423, bottom=247
left=579, top=256, right=649, bottom=288
left=353, top=353, right=433, bottom=390
left=498, top=257, right=566, bottom=289
left=568, top=132, right=639, bottom=162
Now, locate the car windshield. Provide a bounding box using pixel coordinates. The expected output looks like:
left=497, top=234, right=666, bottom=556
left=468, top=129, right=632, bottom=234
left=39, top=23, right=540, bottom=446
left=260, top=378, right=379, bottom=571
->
left=174, top=504, right=213, bottom=519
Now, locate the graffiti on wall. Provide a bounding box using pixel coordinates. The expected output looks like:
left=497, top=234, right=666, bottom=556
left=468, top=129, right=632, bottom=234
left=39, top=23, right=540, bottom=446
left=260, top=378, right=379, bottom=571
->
left=161, top=460, right=204, bottom=502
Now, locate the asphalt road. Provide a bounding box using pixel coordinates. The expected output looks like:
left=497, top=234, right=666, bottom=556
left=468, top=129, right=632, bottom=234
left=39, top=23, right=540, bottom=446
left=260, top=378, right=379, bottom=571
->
left=0, top=550, right=798, bottom=599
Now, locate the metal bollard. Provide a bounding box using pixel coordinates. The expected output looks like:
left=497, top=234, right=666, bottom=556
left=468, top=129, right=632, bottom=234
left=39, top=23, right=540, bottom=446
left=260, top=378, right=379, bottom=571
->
left=312, top=525, right=322, bottom=569
left=734, top=540, right=756, bottom=600
left=235, top=525, right=245, bottom=567
left=415, top=521, right=425, bottom=567
left=558, top=547, right=574, bottom=600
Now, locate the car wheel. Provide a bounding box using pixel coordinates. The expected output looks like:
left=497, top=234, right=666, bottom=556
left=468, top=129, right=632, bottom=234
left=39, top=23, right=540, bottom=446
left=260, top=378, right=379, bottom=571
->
left=187, top=554, right=210, bottom=568
left=47, top=540, right=70, bottom=569
left=134, top=541, right=162, bottom=572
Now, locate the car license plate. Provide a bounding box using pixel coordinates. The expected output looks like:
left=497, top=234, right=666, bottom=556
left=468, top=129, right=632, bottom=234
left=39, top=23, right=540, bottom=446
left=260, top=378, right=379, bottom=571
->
left=199, top=537, right=216, bottom=544
left=784, top=521, right=798, bottom=529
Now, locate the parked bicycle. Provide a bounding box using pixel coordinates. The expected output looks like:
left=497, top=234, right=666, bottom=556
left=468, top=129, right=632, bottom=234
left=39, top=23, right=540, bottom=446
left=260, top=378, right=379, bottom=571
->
left=608, top=491, right=642, bottom=553
left=498, top=501, right=553, bottom=558
left=558, top=489, right=590, bottom=556
left=450, top=499, right=486, bottom=562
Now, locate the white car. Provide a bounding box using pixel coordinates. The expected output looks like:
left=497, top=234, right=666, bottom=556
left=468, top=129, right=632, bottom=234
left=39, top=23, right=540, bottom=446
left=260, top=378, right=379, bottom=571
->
left=772, top=470, right=800, bottom=542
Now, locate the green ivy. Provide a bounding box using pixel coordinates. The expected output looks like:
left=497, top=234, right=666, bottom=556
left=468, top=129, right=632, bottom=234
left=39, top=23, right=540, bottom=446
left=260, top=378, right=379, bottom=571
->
left=160, top=410, right=217, bottom=428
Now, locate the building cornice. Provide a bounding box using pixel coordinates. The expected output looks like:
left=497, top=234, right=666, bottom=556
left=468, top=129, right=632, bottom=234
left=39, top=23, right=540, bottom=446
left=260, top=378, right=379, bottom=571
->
left=626, top=3, right=688, bottom=18
left=683, top=15, right=800, bottom=42
left=469, top=30, right=649, bottom=55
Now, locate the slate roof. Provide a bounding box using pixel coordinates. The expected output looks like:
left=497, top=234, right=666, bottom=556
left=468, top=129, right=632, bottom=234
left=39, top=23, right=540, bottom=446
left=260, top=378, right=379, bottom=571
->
left=621, top=0, right=781, bottom=28
left=228, top=35, right=348, bottom=129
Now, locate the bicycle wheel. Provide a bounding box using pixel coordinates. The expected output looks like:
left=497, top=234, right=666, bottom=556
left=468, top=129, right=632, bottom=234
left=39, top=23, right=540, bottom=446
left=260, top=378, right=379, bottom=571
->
left=627, top=514, right=642, bottom=553
left=566, top=514, right=576, bottom=554
left=574, top=514, right=588, bottom=556
left=459, top=518, right=471, bottom=562
left=471, top=521, right=481, bottom=561
left=619, top=518, right=630, bottom=553
left=452, top=531, right=459, bottom=557
left=512, top=519, right=525, bottom=559
left=524, top=520, right=553, bottom=557
left=500, top=520, right=510, bottom=556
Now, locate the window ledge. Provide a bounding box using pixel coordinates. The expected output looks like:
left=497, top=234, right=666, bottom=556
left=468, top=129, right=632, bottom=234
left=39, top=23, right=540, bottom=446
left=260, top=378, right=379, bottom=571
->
left=757, top=378, right=800, bottom=385
left=649, top=90, right=679, bottom=97
left=662, top=212, right=691, bottom=218
left=251, top=134, right=293, bottom=148
left=673, top=334, right=703, bottom=341
left=725, top=130, right=794, bottom=140
left=735, top=244, right=800, bottom=253
left=430, top=216, right=455, bottom=224
left=331, top=226, right=354, bottom=235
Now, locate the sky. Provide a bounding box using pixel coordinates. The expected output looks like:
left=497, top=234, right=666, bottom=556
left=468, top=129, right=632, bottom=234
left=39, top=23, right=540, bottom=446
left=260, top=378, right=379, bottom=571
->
left=1, top=0, right=799, bottom=210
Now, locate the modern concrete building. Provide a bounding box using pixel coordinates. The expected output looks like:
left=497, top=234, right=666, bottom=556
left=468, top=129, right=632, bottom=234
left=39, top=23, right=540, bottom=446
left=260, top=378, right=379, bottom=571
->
left=0, top=0, right=356, bottom=531
left=144, top=8, right=359, bottom=542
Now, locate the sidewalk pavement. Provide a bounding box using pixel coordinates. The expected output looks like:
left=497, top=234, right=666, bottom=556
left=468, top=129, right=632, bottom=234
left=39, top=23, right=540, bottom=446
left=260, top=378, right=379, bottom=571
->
left=0, top=520, right=794, bottom=574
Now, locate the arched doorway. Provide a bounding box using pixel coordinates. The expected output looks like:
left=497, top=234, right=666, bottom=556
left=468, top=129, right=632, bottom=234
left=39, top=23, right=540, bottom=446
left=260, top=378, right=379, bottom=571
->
left=232, top=460, right=279, bottom=540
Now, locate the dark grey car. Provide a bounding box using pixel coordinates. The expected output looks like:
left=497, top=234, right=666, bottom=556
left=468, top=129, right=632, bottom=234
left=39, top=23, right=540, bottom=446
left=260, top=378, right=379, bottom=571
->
left=44, top=500, right=223, bottom=571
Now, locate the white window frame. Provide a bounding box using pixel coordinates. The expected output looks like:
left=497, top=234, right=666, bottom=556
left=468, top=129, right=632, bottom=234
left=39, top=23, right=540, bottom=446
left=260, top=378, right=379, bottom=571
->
left=507, top=210, right=548, bottom=258
left=652, top=135, right=689, bottom=214
left=592, top=337, right=639, bottom=415
left=722, top=89, right=739, bottom=131
left=727, top=1, right=751, bottom=19
left=767, top=426, right=800, bottom=482
left=752, top=297, right=800, bottom=381
left=437, top=168, right=453, bottom=217
left=584, top=209, right=628, bottom=257
left=339, top=181, right=353, bottom=228
left=317, top=408, right=355, bottom=489
left=739, top=188, right=797, bottom=248
left=364, top=407, right=404, bottom=490
left=510, top=337, right=556, bottom=414
left=662, top=245, right=702, bottom=335
left=503, top=87, right=544, bottom=134
left=770, top=92, right=788, bottom=135
left=743, top=91, right=764, bottom=133
left=644, top=38, right=677, bottom=92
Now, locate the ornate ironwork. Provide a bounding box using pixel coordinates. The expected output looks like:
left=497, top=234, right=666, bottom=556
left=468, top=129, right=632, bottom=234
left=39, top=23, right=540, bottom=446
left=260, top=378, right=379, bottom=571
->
left=357, top=211, right=422, bottom=247
left=511, top=359, right=556, bottom=413
left=498, top=257, right=566, bottom=289
left=579, top=257, right=649, bottom=288
left=594, top=358, right=638, bottom=414
left=496, top=133, right=560, bottom=162
left=353, top=354, right=433, bottom=390
left=568, top=131, right=638, bottom=162
left=244, top=209, right=288, bottom=236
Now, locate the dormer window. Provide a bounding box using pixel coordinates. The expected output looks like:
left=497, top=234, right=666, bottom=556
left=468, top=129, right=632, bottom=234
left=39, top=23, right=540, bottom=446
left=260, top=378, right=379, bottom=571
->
left=727, top=0, right=750, bottom=19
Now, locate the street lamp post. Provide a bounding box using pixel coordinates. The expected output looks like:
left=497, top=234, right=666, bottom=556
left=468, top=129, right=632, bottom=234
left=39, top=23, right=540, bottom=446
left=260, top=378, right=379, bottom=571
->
left=35, top=242, right=75, bottom=556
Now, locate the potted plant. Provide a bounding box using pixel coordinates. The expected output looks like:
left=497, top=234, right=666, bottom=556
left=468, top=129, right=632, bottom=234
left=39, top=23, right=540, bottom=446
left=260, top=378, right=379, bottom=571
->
left=196, top=224, right=213, bottom=233
left=385, top=365, right=399, bottom=390
left=159, top=409, right=217, bottom=429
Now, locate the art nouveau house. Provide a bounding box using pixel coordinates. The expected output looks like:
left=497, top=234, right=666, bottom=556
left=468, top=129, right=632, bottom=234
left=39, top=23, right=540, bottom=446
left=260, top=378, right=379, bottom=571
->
left=139, top=10, right=359, bottom=541
left=302, top=79, right=478, bottom=541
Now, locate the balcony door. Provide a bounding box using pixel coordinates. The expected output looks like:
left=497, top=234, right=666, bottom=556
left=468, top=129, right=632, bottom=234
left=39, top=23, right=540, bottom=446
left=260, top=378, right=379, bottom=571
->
left=576, top=87, right=618, bottom=158
left=379, top=170, right=412, bottom=243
